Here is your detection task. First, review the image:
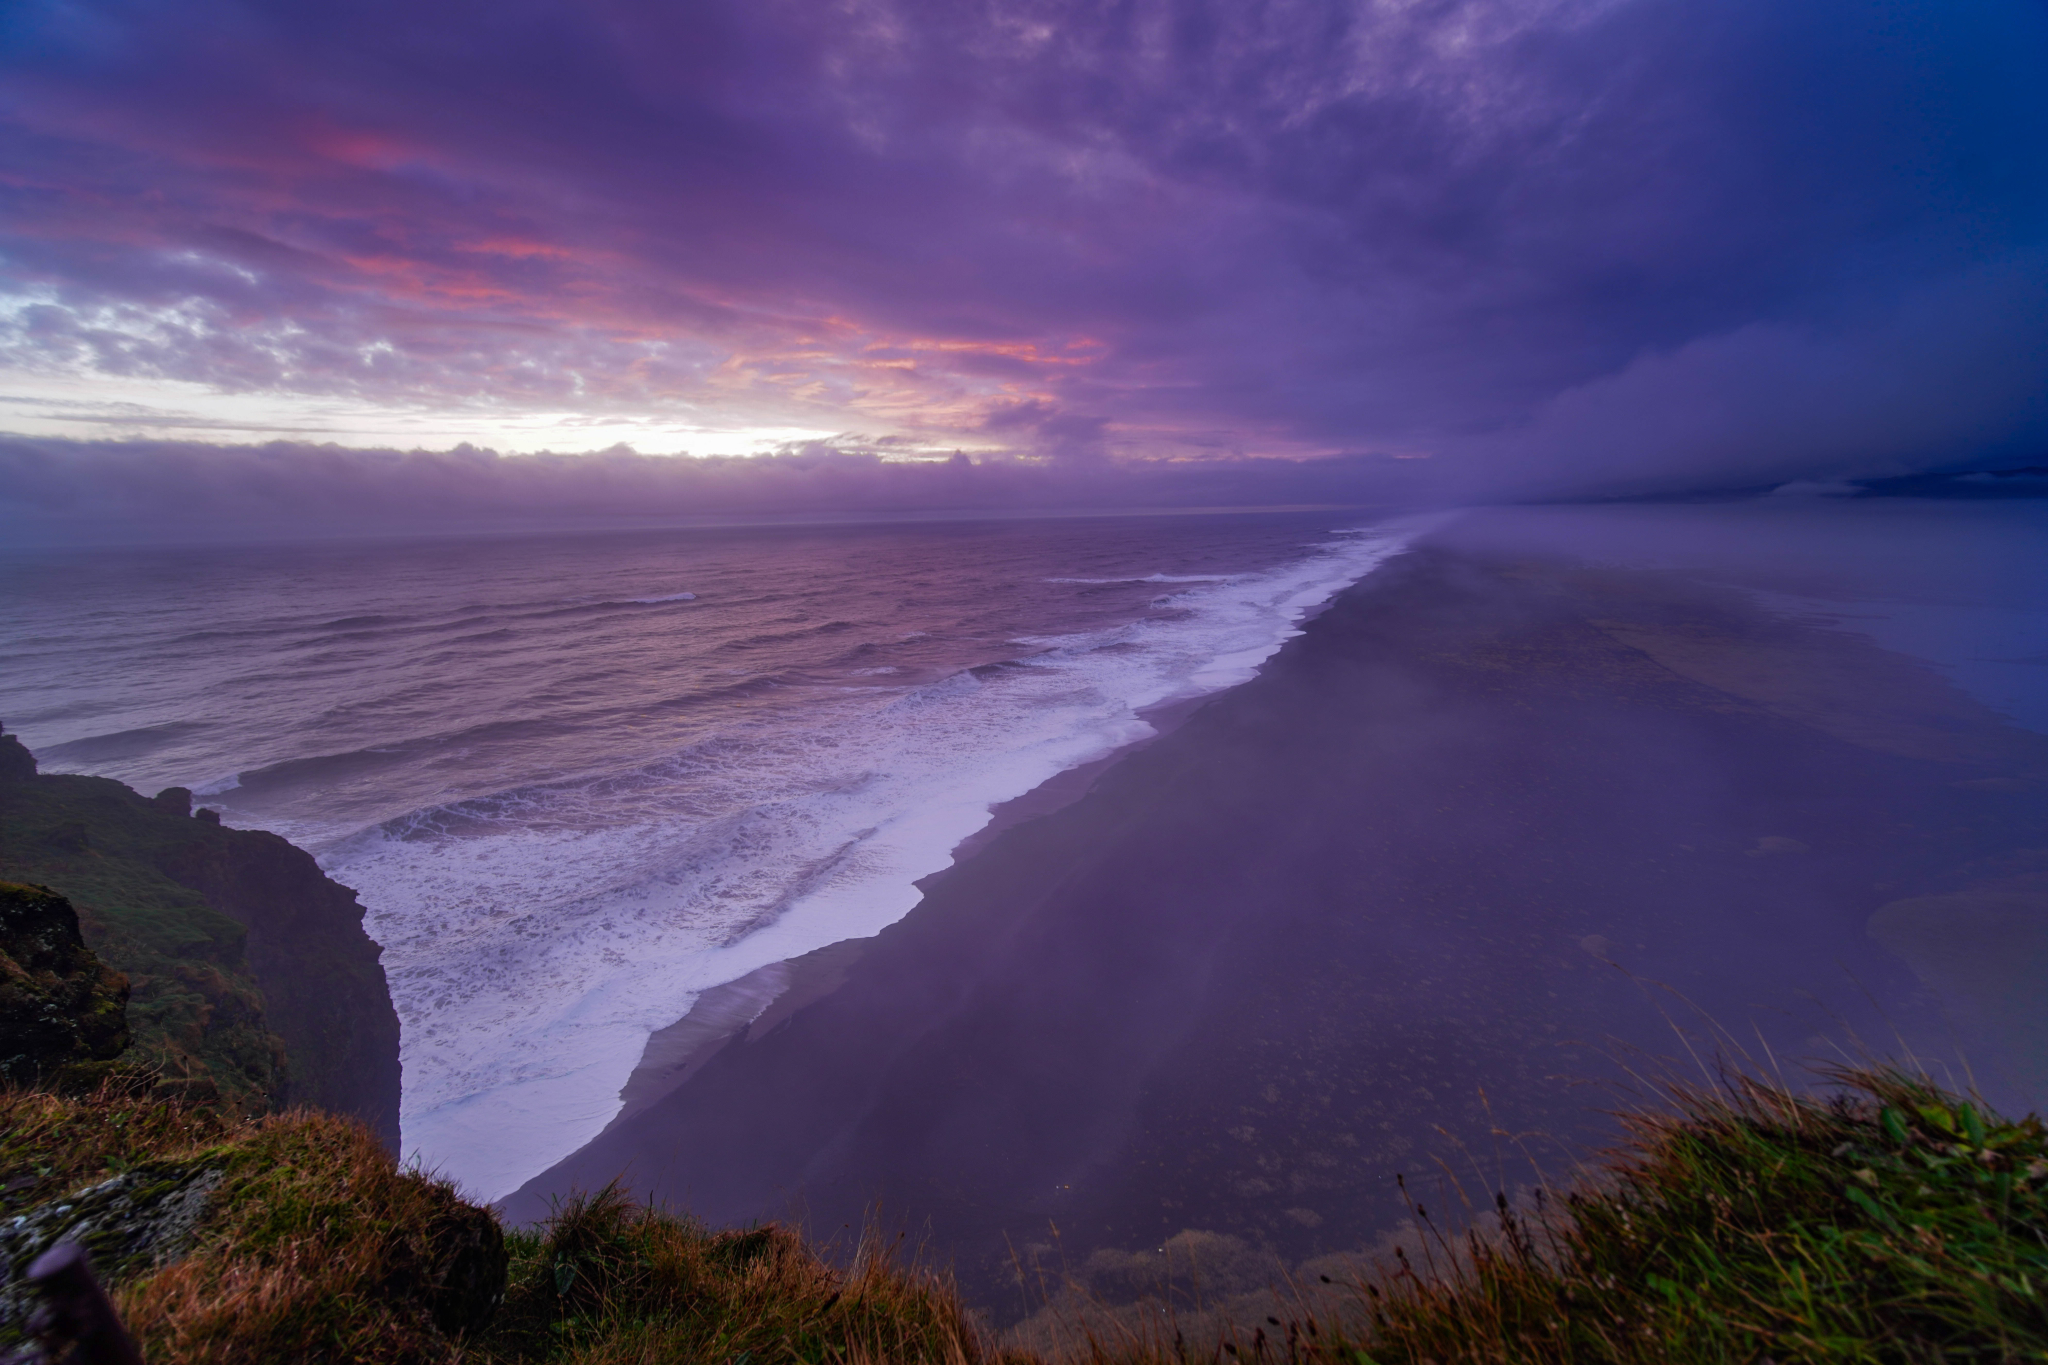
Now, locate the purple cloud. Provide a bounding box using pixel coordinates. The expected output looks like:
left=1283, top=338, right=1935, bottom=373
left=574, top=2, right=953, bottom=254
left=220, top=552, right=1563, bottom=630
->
left=1, top=0, right=2044, bottom=517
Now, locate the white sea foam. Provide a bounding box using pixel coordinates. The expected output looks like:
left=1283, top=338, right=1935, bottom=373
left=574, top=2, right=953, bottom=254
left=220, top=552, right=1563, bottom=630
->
left=327, top=518, right=1435, bottom=1200
left=628, top=591, right=698, bottom=603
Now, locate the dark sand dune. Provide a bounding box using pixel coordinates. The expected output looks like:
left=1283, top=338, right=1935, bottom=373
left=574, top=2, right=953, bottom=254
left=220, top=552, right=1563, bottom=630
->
left=504, top=539, right=2048, bottom=1315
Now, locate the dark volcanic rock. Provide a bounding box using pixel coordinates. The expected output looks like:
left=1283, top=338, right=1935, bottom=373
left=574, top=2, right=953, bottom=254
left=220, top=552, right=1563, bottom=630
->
left=0, top=882, right=130, bottom=1086
left=0, top=730, right=35, bottom=784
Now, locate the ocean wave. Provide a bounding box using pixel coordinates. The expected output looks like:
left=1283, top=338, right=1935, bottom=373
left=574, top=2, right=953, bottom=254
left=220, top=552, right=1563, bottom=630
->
left=1044, top=572, right=1234, bottom=584
left=315, top=614, right=408, bottom=631
left=326, top=517, right=1430, bottom=1199
left=38, top=722, right=206, bottom=763
left=726, top=620, right=860, bottom=650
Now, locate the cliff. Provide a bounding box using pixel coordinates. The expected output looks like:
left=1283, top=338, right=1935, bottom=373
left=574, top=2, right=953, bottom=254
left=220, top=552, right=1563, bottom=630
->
left=0, top=723, right=400, bottom=1144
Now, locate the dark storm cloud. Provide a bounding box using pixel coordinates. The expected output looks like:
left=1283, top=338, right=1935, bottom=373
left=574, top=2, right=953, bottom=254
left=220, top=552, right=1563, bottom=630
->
left=2, top=0, right=2045, bottom=515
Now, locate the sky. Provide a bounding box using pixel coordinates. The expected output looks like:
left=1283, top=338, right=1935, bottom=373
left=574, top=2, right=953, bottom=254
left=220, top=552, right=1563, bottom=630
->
left=3, top=0, right=2046, bottom=537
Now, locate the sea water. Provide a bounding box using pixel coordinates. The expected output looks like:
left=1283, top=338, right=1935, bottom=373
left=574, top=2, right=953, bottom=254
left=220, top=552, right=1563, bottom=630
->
left=0, top=511, right=1422, bottom=1196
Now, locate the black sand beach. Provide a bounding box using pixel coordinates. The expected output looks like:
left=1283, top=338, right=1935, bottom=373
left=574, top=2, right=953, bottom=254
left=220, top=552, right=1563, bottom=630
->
left=504, top=527, right=2048, bottom=1317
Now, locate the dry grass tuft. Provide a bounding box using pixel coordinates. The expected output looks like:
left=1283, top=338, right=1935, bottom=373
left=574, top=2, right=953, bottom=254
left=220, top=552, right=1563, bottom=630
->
left=1310, top=1066, right=2048, bottom=1365
left=4, top=1082, right=498, bottom=1364
left=1000, top=1068, right=2048, bottom=1364
left=0, top=1078, right=237, bottom=1216
left=119, top=1111, right=499, bottom=1364
left=478, top=1181, right=1028, bottom=1365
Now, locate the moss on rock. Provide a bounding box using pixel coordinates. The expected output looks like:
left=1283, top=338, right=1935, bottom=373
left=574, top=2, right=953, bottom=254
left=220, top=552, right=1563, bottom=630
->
left=0, top=881, right=131, bottom=1086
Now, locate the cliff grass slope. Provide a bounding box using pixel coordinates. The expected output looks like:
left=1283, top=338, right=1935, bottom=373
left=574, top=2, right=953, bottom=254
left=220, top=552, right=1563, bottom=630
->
left=0, top=723, right=399, bottom=1139
left=6, top=1066, right=2048, bottom=1363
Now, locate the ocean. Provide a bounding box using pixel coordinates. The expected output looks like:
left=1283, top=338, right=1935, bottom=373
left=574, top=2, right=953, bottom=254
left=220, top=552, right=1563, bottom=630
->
left=0, top=509, right=1422, bottom=1196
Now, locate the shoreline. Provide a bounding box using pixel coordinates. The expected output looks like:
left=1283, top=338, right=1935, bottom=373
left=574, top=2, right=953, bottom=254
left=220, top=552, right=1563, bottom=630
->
left=582, top=680, right=1277, bottom=1152
left=502, top=524, right=2048, bottom=1318
left=510, top=529, right=1410, bottom=1169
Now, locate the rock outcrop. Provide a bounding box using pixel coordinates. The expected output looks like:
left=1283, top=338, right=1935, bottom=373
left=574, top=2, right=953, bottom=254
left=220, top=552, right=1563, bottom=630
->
left=0, top=881, right=131, bottom=1087
left=0, top=1162, right=224, bottom=1336
left=0, top=731, right=34, bottom=784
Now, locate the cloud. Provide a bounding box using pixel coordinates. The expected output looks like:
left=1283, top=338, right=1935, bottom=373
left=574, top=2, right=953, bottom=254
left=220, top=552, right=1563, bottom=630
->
left=1, top=0, right=2044, bottom=509
left=0, top=437, right=1431, bottom=545
left=980, top=398, right=1111, bottom=461
left=1440, top=248, right=2048, bottom=498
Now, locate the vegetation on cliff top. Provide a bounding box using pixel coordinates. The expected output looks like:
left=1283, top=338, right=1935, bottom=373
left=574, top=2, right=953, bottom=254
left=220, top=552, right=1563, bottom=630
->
left=1, top=1085, right=499, bottom=1361
left=6, top=1062, right=2048, bottom=1363
left=0, top=722, right=400, bottom=1136
left=0, top=1083, right=1008, bottom=1365
left=0, top=738, right=282, bottom=1110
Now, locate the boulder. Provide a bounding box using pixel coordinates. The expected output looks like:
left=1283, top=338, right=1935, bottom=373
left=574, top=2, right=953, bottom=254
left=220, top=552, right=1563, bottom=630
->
left=0, top=883, right=130, bottom=1086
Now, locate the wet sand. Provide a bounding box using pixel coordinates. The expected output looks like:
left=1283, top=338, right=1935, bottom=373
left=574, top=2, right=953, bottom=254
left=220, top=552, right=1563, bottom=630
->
left=574, top=690, right=1225, bottom=1143
left=502, top=535, right=2048, bottom=1317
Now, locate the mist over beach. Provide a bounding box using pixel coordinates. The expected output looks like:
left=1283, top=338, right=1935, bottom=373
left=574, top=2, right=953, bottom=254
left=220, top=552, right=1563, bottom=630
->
left=4, top=0, right=2048, bottom=1344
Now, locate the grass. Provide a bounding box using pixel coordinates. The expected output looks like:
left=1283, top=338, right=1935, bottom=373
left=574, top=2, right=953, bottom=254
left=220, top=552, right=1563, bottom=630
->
left=994, top=1067, right=2048, bottom=1364
left=0, top=1078, right=236, bottom=1215
left=1327, top=1066, right=2048, bottom=1365
left=7, top=1066, right=2047, bottom=1363
left=2, top=1083, right=495, bottom=1363
left=0, top=775, right=289, bottom=1111
left=1, top=1083, right=1020, bottom=1365
left=477, top=1183, right=1026, bottom=1365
